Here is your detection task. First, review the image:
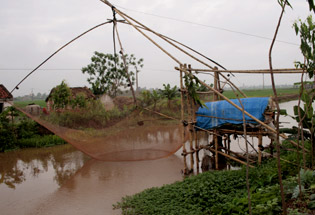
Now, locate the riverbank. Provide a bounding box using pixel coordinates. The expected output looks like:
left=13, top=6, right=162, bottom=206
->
left=114, top=140, right=315, bottom=214
left=0, top=107, right=66, bottom=152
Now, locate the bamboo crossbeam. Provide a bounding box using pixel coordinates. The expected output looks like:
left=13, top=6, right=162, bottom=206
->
left=101, top=0, right=247, bottom=98
left=218, top=129, right=269, bottom=136
left=177, top=67, right=309, bottom=152
left=205, top=146, right=254, bottom=168
left=100, top=0, right=182, bottom=65
left=175, top=67, right=304, bottom=74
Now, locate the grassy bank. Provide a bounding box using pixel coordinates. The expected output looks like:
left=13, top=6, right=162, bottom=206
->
left=223, top=88, right=299, bottom=99
left=14, top=100, right=46, bottom=108
left=17, top=135, right=66, bottom=149
left=114, top=141, right=314, bottom=214
left=0, top=107, right=66, bottom=152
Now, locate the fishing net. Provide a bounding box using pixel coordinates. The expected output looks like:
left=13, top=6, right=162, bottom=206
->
left=15, top=102, right=185, bottom=162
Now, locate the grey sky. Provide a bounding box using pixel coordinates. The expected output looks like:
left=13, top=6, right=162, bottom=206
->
left=0, top=0, right=311, bottom=96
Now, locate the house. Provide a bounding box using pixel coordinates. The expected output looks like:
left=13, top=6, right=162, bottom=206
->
left=98, top=94, right=114, bottom=111
left=0, top=84, right=13, bottom=113
left=45, top=87, right=96, bottom=111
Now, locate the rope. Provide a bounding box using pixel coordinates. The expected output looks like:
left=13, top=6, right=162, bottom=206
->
left=11, top=21, right=112, bottom=94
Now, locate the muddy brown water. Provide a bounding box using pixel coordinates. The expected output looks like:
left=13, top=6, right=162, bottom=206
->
left=0, top=100, right=300, bottom=215
left=0, top=144, right=183, bottom=215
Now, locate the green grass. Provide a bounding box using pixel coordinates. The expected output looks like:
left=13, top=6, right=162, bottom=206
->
left=17, top=135, right=67, bottom=148
left=14, top=100, right=46, bottom=108
left=114, top=141, right=313, bottom=215
left=223, top=88, right=299, bottom=99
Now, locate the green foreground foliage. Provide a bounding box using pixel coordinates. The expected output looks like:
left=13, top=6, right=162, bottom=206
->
left=114, top=142, right=314, bottom=215
left=0, top=107, right=66, bottom=152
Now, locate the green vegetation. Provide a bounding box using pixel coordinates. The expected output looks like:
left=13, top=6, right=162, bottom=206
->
left=51, top=80, right=71, bottom=109
left=17, top=135, right=66, bottom=148
left=113, top=141, right=314, bottom=215
left=223, top=88, right=299, bottom=99
left=0, top=107, right=66, bottom=152
left=14, top=100, right=46, bottom=108
left=82, top=52, right=143, bottom=97
left=43, top=100, right=132, bottom=129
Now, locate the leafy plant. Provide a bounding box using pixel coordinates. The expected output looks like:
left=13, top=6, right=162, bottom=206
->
left=139, top=90, right=152, bottom=107
left=183, top=74, right=207, bottom=108
left=159, top=84, right=179, bottom=108
left=151, top=89, right=161, bottom=110
left=82, top=52, right=143, bottom=97
left=71, top=92, right=87, bottom=109
left=51, top=80, right=71, bottom=110
left=293, top=15, right=315, bottom=79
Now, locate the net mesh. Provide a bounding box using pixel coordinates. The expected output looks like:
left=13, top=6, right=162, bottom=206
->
left=16, top=105, right=184, bottom=161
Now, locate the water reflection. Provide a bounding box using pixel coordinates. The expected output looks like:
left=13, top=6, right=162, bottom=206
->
left=0, top=144, right=89, bottom=189
left=0, top=144, right=183, bottom=215
left=29, top=156, right=183, bottom=215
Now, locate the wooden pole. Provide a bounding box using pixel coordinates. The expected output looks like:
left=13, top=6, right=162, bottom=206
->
left=214, top=131, right=219, bottom=170
left=193, top=77, right=308, bottom=152
left=102, top=1, right=247, bottom=98
left=228, top=135, right=231, bottom=170
left=258, top=132, right=263, bottom=165
left=177, top=67, right=304, bottom=74
left=187, top=64, right=194, bottom=173
left=180, top=65, right=188, bottom=174
left=206, top=147, right=254, bottom=168
left=195, top=130, right=200, bottom=174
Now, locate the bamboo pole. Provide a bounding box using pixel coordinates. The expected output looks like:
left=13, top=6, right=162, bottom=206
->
left=114, top=24, right=137, bottom=105
left=176, top=67, right=304, bottom=74
left=213, top=69, right=218, bottom=101
left=193, top=77, right=308, bottom=152
left=180, top=65, right=188, bottom=174
left=100, top=0, right=182, bottom=65
left=186, top=64, right=194, bottom=173
left=214, top=131, right=219, bottom=170
left=206, top=147, right=254, bottom=168
left=195, top=130, right=200, bottom=174
left=258, top=132, right=263, bottom=165
left=101, top=0, right=247, bottom=98
left=228, top=135, right=231, bottom=170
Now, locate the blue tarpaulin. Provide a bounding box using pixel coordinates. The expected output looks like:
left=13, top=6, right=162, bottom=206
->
left=195, top=97, right=270, bottom=130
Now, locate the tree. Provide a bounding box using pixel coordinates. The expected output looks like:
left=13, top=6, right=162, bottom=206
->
left=52, top=80, right=71, bottom=110
left=151, top=89, right=161, bottom=110
left=294, top=15, right=315, bottom=79
left=293, top=15, right=315, bottom=168
left=159, top=84, right=179, bottom=108
left=82, top=52, right=143, bottom=98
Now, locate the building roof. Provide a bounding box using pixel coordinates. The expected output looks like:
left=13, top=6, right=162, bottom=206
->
left=45, top=86, right=95, bottom=102
left=0, top=84, right=13, bottom=100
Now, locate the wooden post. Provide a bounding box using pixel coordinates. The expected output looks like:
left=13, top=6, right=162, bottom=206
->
left=180, top=64, right=188, bottom=174
left=187, top=64, right=194, bottom=173
left=195, top=130, right=200, bottom=174
left=258, top=133, right=263, bottom=165
left=228, top=135, right=231, bottom=170
left=214, top=131, right=219, bottom=170
left=213, top=68, right=219, bottom=101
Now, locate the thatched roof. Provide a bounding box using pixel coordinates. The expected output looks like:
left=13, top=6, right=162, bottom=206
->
left=0, top=84, right=13, bottom=101
left=46, top=87, right=95, bottom=102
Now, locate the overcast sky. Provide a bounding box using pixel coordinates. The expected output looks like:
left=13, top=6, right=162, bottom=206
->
left=0, top=0, right=312, bottom=96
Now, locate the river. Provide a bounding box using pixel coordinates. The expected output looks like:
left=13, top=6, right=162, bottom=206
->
left=0, top=100, right=301, bottom=215
left=0, top=144, right=183, bottom=215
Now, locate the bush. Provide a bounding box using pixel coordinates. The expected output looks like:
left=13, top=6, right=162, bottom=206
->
left=43, top=100, right=131, bottom=129
left=18, top=135, right=66, bottom=148
left=114, top=143, right=313, bottom=215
